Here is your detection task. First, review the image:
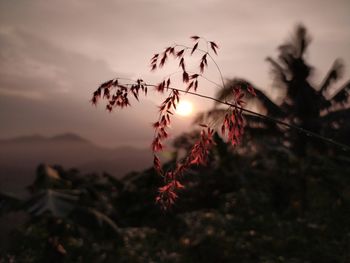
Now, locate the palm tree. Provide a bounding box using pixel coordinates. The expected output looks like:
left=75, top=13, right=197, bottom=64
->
left=212, top=24, right=350, bottom=156
left=196, top=24, right=350, bottom=214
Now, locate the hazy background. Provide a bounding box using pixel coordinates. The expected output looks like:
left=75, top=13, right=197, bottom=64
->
left=1, top=2, right=350, bottom=261
left=0, top=0, right=349, bottom=147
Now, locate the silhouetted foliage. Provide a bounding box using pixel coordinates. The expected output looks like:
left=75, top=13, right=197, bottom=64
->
left=212, top=24, right=350, bottom=155
left=1, top=140, right=350, bottom=262
left=1, top=24, right=350, bottom=263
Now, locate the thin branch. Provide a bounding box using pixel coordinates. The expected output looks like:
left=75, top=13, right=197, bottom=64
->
left=138, top=83, right=350, bottom=152
left=175, top=44, right=226, bottom=91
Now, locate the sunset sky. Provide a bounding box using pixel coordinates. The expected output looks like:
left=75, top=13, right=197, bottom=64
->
left=0, top=0, right=349, bottom=147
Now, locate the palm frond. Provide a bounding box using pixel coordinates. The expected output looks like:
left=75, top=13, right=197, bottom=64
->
left=266, top=57, right=289, bottom=85
left=321, top=108, right=350, bottom=123
left=253, top=89, right=286, bottom=117
left=25, top=189, right=80, bottom=217
left=0, top=192, right=22, bottom=215
left=294, top=24, right=311, bottom=58
left=319, top=59, right=344, bottom=94
left=194, top=108, right=226, bottom=127
left=329, top=80, right=350, bottom=105
left=215, top=78, right=285, bottom=118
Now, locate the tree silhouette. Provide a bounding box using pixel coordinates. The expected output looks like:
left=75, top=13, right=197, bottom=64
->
left=195, top=24, right=350, bottom=214
left=90, top=28, right=350, bottom=210
left=212, top=24, right=350, bottom=156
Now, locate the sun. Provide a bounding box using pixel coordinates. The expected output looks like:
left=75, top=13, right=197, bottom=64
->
left=176, top=100, right=193, bottom=116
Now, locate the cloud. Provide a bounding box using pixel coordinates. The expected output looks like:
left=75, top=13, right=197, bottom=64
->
left=0, top=27, right=159, bottom=147
left=0, top=0, right=349, bottom=147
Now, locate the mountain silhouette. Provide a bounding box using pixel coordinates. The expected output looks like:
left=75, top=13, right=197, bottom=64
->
left=0, top=133, right=152, bottom=195
left=1, top=133, right=89, bottom=144
left=50, top=133, right=90, bottom=143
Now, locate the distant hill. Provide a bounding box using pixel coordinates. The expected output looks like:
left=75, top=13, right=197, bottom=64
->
left=1, top=133, right=90, bottom=144
left=0, top=133, right=152, bottom=195
left=1, top=134, right=48, bottom=143
left=51, top=133, right=91, bottom=143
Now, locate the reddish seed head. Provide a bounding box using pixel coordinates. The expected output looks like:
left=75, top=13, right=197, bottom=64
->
left=159, top=53, right=167, bottom=67
left=200, top=60, right=206, bottom=73
left=91, top=36, right=245, bottom=210
left=247, top=85, right=257, bottom=96
left=179, top=57, right=185, bottom=71
left=91, top=96, right=98, bottom=105
left=182, top=71, right=189, bottom=83
left=190, top=35, right=200, bottom=41
left=191, top=42, right=198, bottom=55
left=176, top=49, right=185, bottom=58
left=209, top=41, right=218, bottom=55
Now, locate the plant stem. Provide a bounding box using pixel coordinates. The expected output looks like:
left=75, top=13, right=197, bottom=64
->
left=138, top=83, right=350, bottom=152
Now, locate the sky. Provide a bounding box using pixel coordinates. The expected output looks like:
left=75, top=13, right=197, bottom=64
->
left=0, top=0, right=349, bottom=148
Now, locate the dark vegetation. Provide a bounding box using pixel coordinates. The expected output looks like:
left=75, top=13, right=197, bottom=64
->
left=1, top=25, right=350, bottom=262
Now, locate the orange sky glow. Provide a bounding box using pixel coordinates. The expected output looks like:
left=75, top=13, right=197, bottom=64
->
left=0, top=0, right=349, bottom=147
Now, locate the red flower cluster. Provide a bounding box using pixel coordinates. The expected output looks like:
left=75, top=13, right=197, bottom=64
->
left=220, top=86, right=247, bottom=146
left=155, top=127, right=214, bottom=210
left=91, top=78, right=147, bottom=112
left=152, top=92, right=179, bottom=146
left=149, top=37, right=221, bottom=209
left=156, top=177, right=184, bottom=210
left=221, top=110, right=245, bottom=146
left=152, top=90, right=180, bottom=174
left=91, top=36, right=248, bottom=210
left=187, top=126, right=214, bottom=166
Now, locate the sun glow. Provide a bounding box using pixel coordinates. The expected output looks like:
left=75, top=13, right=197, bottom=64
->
left=176, top=100, right=193, bottom=116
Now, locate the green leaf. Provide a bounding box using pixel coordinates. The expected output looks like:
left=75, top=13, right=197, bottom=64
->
left=25, top=189, right=79, bottom=217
